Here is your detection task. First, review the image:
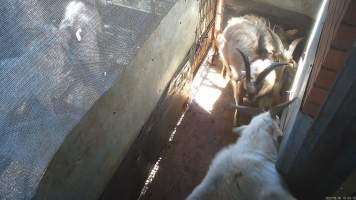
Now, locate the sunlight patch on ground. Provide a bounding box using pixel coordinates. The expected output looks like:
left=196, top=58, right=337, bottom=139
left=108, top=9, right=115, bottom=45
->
left=138, top=50, right=228, bottom=198
left=139, top=157, right=162, bottom=198
left=138, top=104, right=189, bottom=198
left=192, top=65, right=229, bottom=113
left=168, top=111, right=186, bottom=142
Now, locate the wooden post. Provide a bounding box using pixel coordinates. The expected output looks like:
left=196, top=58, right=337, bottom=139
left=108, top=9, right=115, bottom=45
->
left=213, top=0, right=224, bottom=55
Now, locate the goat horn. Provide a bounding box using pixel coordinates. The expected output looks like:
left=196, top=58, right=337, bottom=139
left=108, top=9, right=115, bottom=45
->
left=255, top=62, right=289, bottom=86
left=236, top=48, right=251, bottom=83
left=287, top=37, right=304, bottom=57
left=269, top=98, right=297, bottom=117
left=268, top=29, right=284, bottom=54
left=258, top=35, right=267, bottom=55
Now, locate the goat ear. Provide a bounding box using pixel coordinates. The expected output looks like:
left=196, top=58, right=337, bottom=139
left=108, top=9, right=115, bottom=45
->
left=232, top=125, right=247, bottom=136
left=268, top=28, right=284, bottom=54
left=287, top=37, right=304, bottom=58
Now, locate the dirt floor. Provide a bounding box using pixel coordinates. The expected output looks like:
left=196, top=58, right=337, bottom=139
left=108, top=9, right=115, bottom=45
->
left=138, top=54, right=238, bottom=200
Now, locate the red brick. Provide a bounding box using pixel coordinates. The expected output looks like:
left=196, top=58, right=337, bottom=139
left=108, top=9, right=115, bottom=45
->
left=314, top=67, right=338, bottom=90
left=324, top=48, right=348, bottom=71
left=333, top=25, right=356, bottom=50
left=302, top=101, right=321, bottom=118
left=307, top=86, right=329, bottom=105
left=343, top=1, right=356, bottom=26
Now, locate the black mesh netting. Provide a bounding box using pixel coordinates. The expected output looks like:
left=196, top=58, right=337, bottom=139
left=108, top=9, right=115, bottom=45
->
left=0, top=0, right=177, bottom=198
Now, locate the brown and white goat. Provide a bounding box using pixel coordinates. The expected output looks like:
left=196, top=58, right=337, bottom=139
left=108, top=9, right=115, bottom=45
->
left=187, top=100, right=297, bottom=200
left=216, top=15, right=302, bottom=114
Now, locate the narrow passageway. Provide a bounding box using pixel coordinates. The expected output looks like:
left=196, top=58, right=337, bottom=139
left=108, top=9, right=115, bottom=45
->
left=139, top=54, right=237, bottom=200
left=138, top=1, right=312, bottom=199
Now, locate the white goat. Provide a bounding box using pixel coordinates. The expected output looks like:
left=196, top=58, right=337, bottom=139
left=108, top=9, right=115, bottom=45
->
left=216, top=16, right=287, bottom=104
left=217, top=15, right=303, bottom=123
left=217, top=15, right=295, bottom=87
left=187, top=101, right=297, bottom=200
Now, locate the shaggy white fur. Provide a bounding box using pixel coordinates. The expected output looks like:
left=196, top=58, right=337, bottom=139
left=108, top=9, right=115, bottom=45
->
left=187, top=112, right=296, bottom=200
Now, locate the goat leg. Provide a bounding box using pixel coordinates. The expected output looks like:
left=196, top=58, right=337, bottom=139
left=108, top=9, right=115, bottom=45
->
left=221, top=61, right=232, bottom=80
left=231, top=79, right=242, bottom=126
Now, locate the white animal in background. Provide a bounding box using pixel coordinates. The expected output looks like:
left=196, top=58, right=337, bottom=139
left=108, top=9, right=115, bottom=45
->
left=187, top=100, right=297, bottom=200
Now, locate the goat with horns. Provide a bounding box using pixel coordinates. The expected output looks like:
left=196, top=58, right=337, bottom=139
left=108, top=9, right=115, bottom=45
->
left=217, top=15, right=303, bottom=124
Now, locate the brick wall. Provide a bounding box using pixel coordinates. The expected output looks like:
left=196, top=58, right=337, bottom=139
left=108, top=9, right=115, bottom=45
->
left=302, top=0, right=355, bottom=117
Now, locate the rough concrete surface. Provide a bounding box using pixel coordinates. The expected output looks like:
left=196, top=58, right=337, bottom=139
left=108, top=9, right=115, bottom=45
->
left=0, top=0, right=185, bottom=199
left=247, top=0, right=322, bottom=19
left=33, top=0, right=204, bottom=199
left=225, top=0, right=314, bottom=33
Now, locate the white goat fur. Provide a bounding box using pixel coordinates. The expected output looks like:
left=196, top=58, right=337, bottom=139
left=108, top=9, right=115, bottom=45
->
left=216, top=15, right=281, bottom=119
left=187, top=112, right=296, bottom=200
left=217, top=15, right=302, bottom=110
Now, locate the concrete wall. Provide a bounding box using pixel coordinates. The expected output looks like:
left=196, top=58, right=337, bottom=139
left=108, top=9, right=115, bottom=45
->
left=229, top=0, right=322, bottom=19
left=251, top=0, right=322, bottom=19
left=34, top=0, right=202, bottom=199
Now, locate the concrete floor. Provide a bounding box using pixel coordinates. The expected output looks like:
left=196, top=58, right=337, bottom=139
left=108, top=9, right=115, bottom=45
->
left=139, top=54, right=238, bottom=200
